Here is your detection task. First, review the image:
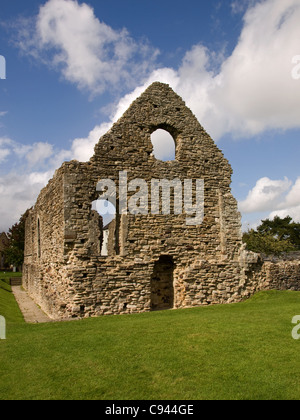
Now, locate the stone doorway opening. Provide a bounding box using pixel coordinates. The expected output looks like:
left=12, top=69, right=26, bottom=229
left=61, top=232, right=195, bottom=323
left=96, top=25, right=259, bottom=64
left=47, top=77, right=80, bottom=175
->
left=150, top=255, right=174, bottom=311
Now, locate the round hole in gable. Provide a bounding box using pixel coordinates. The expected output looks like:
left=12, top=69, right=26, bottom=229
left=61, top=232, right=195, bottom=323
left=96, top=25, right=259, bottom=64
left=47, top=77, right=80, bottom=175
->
left=150, top=129, right=176, bottom=161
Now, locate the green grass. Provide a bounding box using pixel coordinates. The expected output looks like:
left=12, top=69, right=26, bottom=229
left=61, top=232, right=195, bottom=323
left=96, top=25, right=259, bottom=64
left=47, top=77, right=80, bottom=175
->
left=0, top=271, right=22, bottom=280
left=1, top=288, right=300, bottom=400
left=0, top=279, right=24, bottom=324
left=0, top=272, right=22, bottom=290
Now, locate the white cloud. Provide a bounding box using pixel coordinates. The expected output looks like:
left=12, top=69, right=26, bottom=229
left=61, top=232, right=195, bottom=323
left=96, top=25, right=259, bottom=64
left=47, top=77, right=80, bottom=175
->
left=0, top=148, right=11, bottom=162
left=26, top=142, right=54, bottom=166
left=3, top=0, right=300, bottom=231
left=0, top=138, right=55, bottom=168
left=212, top=0, right=300, bottom=137
left=82, top=0, right=300, bottom=145
left=283, top=177, right=300, bottom=208
left=13, top=0, right=300, bottom=142
left=230, top=0, right=259, bottom=15
left=0, top=138, right=60, bottom=231
left=63, top=122, right=112, bottom=162
left=16, top=0, right=159, bottom=94
left=269, top=177, right=300, bottom=222
left=0, top=137, right=13, bottom=147
left=133, top=0, right=300, bottom=141
left=0, top=137, right=13, bottom=163
left=0, top=169, right=53, bottom=232
left=0, top=137, right=58, bottom=230
left=148, top=0, right=299, bottom=140
left=46, top=0, right=300, bottom=164
left=269, top=206, right=300, bottom=223
left=238, top=177, right=292, bottom=213
left=239, top=176, right=300, bottom=224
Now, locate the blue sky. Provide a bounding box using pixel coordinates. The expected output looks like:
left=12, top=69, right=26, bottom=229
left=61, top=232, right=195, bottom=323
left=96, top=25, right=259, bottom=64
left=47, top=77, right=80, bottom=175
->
left=0, top=0, right=300, bottom=232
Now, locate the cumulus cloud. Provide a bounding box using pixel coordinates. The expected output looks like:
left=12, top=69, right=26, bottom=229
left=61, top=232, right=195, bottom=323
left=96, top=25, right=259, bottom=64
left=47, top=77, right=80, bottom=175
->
left=238, top=176, right=300, bottom=224
left=61, top=0, right=300, bottom=161
left=0, top=169, right=53, bottom=232
left=269, top=177, right=300, bottom=222
left=0, top=149, right=11, bottom=162
left=239, top=177, right=292, bottom=214
left=269, top=206, right=300, bottom=223
left=150, top=0, right=300, bottom=140
left=15, top=0, right=159, bottom=94
left=53, top=121, right=113, bottom=164
left=0, top=138, right=58, bottom=231
left=213, top=0, right=300, bottom=137
left=55, top=67, right=180, bottom=163
left=0, top=137, right=13, bottom=162
left=13, top=0, right=300, bottom=152
left=3, top=0, right=300, bottom=231
left=230, top=0, right=258, bottom=15
left=26, top=142, right=54, bottom=166
left=283, top=177, right=300, bottom=208
left=0, top=138, right=55, bottom=168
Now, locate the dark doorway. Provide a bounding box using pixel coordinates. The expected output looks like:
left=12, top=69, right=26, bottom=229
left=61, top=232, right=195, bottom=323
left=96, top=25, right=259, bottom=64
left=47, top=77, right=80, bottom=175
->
left=151, top=255, right=174, bottom=311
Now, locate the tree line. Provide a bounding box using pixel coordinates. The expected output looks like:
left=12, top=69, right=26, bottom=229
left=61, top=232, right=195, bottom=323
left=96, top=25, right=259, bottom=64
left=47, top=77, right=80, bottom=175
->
left=242, top=216, right=300, bottom=256
left=3, top=211, right=28, bottom=271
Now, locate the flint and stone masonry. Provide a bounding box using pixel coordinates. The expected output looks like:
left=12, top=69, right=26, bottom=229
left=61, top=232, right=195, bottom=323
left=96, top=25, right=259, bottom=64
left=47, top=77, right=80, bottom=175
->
left=22, top=82, right=299, bottom=320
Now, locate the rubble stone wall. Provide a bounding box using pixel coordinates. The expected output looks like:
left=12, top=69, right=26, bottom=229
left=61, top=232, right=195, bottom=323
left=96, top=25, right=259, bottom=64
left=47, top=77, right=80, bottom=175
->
left=260, top=254, right=300, bottom=291
left=23, top=83, right=300, bottom=320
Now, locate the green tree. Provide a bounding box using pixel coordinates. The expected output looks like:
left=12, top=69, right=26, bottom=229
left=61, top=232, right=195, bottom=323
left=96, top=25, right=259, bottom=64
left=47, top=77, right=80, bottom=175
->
left=243, top=216, right=300, bottom=255
left=4, top=212, right=28, bottom=270
left=257, top=216, right=300, bottom=249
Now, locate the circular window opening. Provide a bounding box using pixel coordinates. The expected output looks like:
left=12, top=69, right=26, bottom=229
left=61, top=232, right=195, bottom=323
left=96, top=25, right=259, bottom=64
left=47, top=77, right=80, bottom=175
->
left=151, top=129, right=176, bottom=161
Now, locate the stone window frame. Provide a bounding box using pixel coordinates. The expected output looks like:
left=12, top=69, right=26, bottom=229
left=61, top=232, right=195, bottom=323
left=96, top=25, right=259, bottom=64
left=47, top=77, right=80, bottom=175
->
left=91, top=198, right=118, bottom=258
left=149, top=123, right=180, bottom=162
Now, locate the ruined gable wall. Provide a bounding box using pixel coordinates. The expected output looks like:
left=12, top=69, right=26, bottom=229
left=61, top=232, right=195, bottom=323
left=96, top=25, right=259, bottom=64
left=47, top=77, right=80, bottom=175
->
left=23, top=82, right=250, bottom=319
left=54, top=83, right=247, bottom=317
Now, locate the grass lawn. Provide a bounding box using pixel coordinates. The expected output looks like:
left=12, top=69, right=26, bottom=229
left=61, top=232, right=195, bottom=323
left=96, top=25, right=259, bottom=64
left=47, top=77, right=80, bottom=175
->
left=1, top=283, right=300, bottom=400
left=0, top=271, right=22, bottom=279
left=0, top=278, right=24, bottom=324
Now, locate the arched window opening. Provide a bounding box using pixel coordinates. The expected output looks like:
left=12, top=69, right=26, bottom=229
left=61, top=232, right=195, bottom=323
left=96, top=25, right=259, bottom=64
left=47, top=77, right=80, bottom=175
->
left=151, top=129, right=176, bottom=161
left=92, top=199, right=118, bottom=256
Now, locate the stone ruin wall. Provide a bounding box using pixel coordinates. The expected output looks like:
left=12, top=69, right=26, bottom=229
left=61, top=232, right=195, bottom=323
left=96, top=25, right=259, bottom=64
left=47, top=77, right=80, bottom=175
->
left=22, top=83, right=300, bottom=320
left=244, top=252, right=300, bottom=294
left=23, top=168, right=66, bottom=314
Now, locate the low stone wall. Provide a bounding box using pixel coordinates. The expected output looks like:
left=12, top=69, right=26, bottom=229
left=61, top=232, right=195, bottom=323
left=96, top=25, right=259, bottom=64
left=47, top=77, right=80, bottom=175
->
left=260, top=254, right=300, bottom=291
left=235, top=249, right=300, bottom=299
